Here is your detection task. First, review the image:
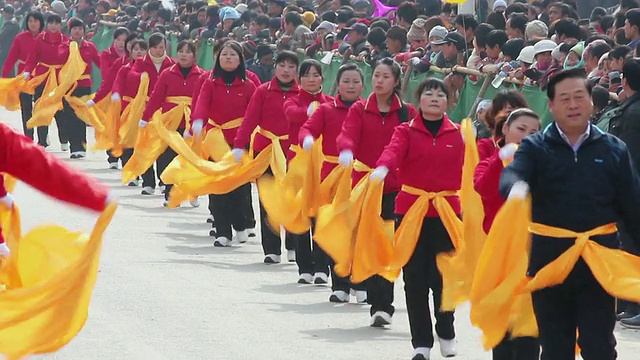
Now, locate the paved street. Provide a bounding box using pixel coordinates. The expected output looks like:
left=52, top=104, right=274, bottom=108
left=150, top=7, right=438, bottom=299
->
left=2, top=107, right=639, bottom=360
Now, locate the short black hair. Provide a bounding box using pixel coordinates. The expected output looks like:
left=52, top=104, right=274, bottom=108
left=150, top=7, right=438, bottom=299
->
left=299, top=58, right=322, bottom=77
left=46, top=13, right=62, bottom=24
left=146, top=0, right=160, bottom=12
left=549, top=2, right=571, bottom=17
left=415, top=77, right=450, bottom=103
left=320, top=10, right=337, bottom=23
left=610, top=45, right=632, bottom=60
left=486, top=11, right=506, bottom=30
left=455, top=14, right=478, bottom=31
left=275, top=50, right=299, bottom=66
left=507, top=13, right=527, bottom=35
left=397, top=2, right=418, bottom=24
left=486, top=29, right=508, bottom=49
left=601, top=15, right=615, bottom=34
left=284, top=11, right=303, bottom=27
left=474, top=23, right=495, bottom=49
left=336, top=62, right=364, bottom=83
left=547, top=68, right=592, bottom=100
left=623, top=57, right=640, bottom=92
left=68, top=17, right=85, bottom=30
left=587, top=41, right=612, bottom=62
left=590, top=7, right=606, bottom=23
left=24, top=11, right=44, bottom=32
left=158, top=8, right=171, bottom=23
left=554, top=19, right=580, bottom=40
left=255, top=14, right=269, bottom=27
left=591, top=85, right=610, bottom=110
left=114, top=26, right=130, bottom=39
left=626, top=8, right=640, bottom=30
left=505, top=3, right=527, bottom=17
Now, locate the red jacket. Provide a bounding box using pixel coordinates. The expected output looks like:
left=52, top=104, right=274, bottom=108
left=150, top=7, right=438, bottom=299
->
left=473, top=148, right=503, bottom=233
left=112, top=62, right=142, bottom=110
left=59, top=39, right=100, bottom=89
left=23, top=31, right=69, bottom=78
left=247, top=69, right=262, bottom=87
left=377, top=114, right=464, bottom=217
left=299, top=96, right=356, bottom=180
left=131, top=54, right=174, bottom=92
left=2, top=30, right=40, bottom=77
left=337, top=94, right=417, bottom=194
left=192, top=74, right=256, bottom=145
left=93, top=55, right=128, bottom=104
left=283, top=89, right=332, bottom=160
left=234, top=77, right=300, bottom=152
left=142, top=64, right=204, bottom=129
left=0, top=122, right=109, bottom=211
left=477, top=137, right=499, bottom=162
left=191, top=70, right=210, bottom=111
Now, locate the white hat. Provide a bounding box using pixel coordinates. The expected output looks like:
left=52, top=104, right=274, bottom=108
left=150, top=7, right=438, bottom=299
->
left=551, top=44, right=563, bottom=61
left=525, top=20, right=548, bottom=40
left=493, top=0, right=507, bottom=11
left=517, top=45, right=536, bottom=64
left=533, top=39, right=557, bottom=55
left=477, top=100, right=492, bottom=114
left=316, top=20, right=336, bottom=33
left=235, top=4, right=248, bottom=13
left=51, top=0, right=67, bottom=13
left=429, top=25, right=448, bottom=41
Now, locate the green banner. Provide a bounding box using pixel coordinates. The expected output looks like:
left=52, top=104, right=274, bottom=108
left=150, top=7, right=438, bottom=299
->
left=89, top=26, right=115, bottom=92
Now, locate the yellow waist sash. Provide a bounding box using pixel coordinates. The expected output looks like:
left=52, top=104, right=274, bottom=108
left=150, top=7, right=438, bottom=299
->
left=353, top=160, right=372, bottom=173
left=205, top=117, right=243, bottom=161
left=324, top=155, right=339, bottom=164
left=254, top=127, right=288, bottom=180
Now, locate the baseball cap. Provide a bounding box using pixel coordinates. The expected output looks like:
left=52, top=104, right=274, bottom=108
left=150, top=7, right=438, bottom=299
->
left=517, top=45, right=536, bottom=64
left=316, top=20, right=336, bottom=33
left=2, top=4, right=14, bottom=14
left=344, top=22, right=368, bottom=36
left=533, top=39, right=556, bottom=55
left=429, top=25, right=448, bottom=41
left=431, top=31, right=466, bottom=52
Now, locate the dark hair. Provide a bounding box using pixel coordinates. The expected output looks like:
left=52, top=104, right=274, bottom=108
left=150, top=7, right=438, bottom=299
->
left=554, top=19, right=580, bottom=40
left=615, top=12, right=627, bottom=30
left=147, top=0, right=160, bottom=12
left=623, top=57, right=640, bottom=92
left=397, top=2, right=418, bottom=24
left=130, top=39, right=149, bottom=52
left=255, top=14, right=270, bottom=27
left=321, top=10, right=337, bottom=23
left=114, top=27, right=130, bottom=39
left=474, top=23, right=495, bottom=49
left=601, top=15, right=615, bottom=34
left=373, top=58, right=402, bottom=98
left=591, top=85, right=610, bottom=110
left=550, top=2, right=570, bottom=17
left=46, top=14, right=62, bottom=24
left=213, top=40, right=246, bottom=80
left=615, top=28, right=631, bottom=46
left=621, top=0, right=640, bottom=9
left=415, top=77, right=450, bottom=104
left=336, top=9, right=354, bottom=24
left=486, top=11, right=506, bottom=30
left=124, top=32, right=139, bottom=56
left=370, top=18, right=391, bottom=32
left=68, top=17, right=85, bottom=30
left=487, top=90, right=529, bottom=132
left=336, top=62, right=364, bottom=83
left=96, top=0, right=110, bottom=11
left=269, top=17, right=281, bottom=30
left=24, top=11, right=45, bottom=32
left=284, top=11, right=303, bottom=27
left=299, top=58, right=322, bottom=78
left=507, top=13, right=527, bottom=36
left=586, top=41, right=612, bottom=62
left=547, top=68, right=592, bottom=100
left=505, top=107, right=539, bottom=126
left=148, top=33, right=167, bottom=48
left=502, top=38, right=525, bottom=60
left=454, top=14, right=478, bottom=31
left=124, top=5, right=138, bottom=17
left=386, top=25, right=408, bottom=48
left=275, top=50, right=299, bottom=66
left=505, top=3, right=527, bottom=17
left=590, top=7, right=606, bottom=23
left=158, top=8, right=171, bottom=23
left=628, top=9, right=640, bottom=33
left=177, top=40, right=197, bottom=54
left=610, top=45, right=632, bottom=60
left=486, top=30, right=508, bottom=50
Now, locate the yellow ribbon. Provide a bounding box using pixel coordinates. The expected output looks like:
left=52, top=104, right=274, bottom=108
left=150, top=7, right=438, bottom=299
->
left=22, top=63, right=62, bottom=95
left=118, top=73, right=150, bottom=148
left=204, top=117, right=243, bottom=161
left=255, top=127, right=288, bottom=181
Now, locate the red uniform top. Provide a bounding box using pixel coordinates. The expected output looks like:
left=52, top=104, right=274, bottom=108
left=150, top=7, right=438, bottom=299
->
left=0, top=123, right=109, bottom=212
left=93, top=55, right=128, bottom=103
left=234, top=77, right=299, bottom=152
left=477, top=136, right=499, bottom=162
left=377, top=114, right=464, bottom=216
left=192, top=74, right=256, bottom=145
left=142, top=64, right=204, bottom=129
left=191, top=70, right=210, bottom=111
left=283, top=89, right=332, bottom=160
left=473, top=147, right=503, bottom=233
left=58, top=39, right=100, bottom=89
left=23, top=31, right=69, bottom=77
left=299, top=96, right=358, bottom=180
left=100, top=45, right=123, bottom=75
left=337, top=94, right=418, bottom=194
left=1, top=30, right=40, bottom=77
left=131, top=54, right=175, bottom=92
left=112, top=62, right=142, bottom=109
left=246, top=69, right=262, bottom=87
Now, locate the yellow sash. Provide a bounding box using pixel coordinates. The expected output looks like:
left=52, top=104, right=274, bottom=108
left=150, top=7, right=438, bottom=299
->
left=23, top=62, right=62, bottom=95
left=119, top=73, right=150, bottom=148
left=254, top=127, right=288, bottom=181
left=205, top=117, right=243, bottom=161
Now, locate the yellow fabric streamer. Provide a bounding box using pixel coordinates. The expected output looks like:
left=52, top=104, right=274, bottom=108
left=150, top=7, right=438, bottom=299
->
left=65, top=95, right=105, bottom=133
left=440, top=118, right=486, bottom=311
left=0, top=202, right=117, bottom=359
left=27, top=43, right=86, bottom=129
left=118, top=73, right=150, bottom=148
left=23, top=63, right=61, bottom=96
left=206, top=117, right=243, bottom=161
left=253, top=127, right=288, bottom=181
left=469, top=196, right=537, bottom=350
left=93, top=99, right=122, bottom=156
left=0, top=174, right=21, bottom=290
left=0, top=76, right=26, bottom=111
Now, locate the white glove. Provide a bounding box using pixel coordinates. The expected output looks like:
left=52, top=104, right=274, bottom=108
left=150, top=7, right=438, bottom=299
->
left=105, top=191, right=118, bottom=207
left=370, top=166, right=389, bottom=183
left=307, top=101, right=320, bottom=116
left=138, top=119, right=148, bottom=129
left=231, top=148, right=244, bottom=163
left=499, top=143, right=518, bottom=161
left=0, top=193, right=14, bottom=210
left=338, top=150, right=353, bottom=167
left=409, top=57, right=421, bottom=66
left=0, top=242, right=10, bottom=257
left=86, top=99, right=95, bottom=108
left=191, top=119, right=204, bottom=137
left=183, top=131, right=192, bottom=139
left=111, top=92, right=121, bottom=102
left=508, top=181, right=529, bottom=200
left=302, top=135, right=314, bottom=151
left=23, top=72, right=30, bottom=80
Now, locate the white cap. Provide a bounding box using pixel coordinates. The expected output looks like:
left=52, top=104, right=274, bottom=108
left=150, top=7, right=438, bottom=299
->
left=477, top=99, right=492, bottom=114
left=316, top=20, right=336, bottom=33
left=429, top=25, right=448, bottom=41
left=493, top=0, right=507, bottom=11
left=235, top=4, right=248, bottom=13
left=517, top=45, right=536, bottom=64
left=551, top=44, right=563, bottom=61
left=525, top=20, right=548, bottom=40
left=533, top=39, right=557, bottom=55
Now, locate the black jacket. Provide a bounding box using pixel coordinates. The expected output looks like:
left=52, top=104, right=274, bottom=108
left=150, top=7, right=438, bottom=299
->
left=500, top=123, right=640, bottom=276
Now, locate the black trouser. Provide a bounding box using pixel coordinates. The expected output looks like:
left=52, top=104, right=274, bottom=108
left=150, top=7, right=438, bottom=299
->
left=492, top=334, right=540, bottom=360
left=617, top=299, right=640, bottom=315
left=34, top=84, right=68, bottom=146
left=258, top=165, right=294, bottom=256
left=107, top=150, right=120, bottom=164
left=244, top=183, right=256, bottom=229
left=532, top=259, right=617, bottom=360
left=366, top=191, right=397, bottom=316
left=400, top=216, right=456, bottom=348
left=330, top=257, right=366, bottom=292
left=60, top=87, right=91, bottom=153
left=291, top=221, right=329, bottom=275
left=19, top=92, right=46, bottom=142
left=210, top=183, right=251, bottom=239
left=155, top=128, right=183, bottom=198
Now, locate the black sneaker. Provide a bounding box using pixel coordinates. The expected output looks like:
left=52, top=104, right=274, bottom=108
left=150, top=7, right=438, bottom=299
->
left=209, top=229, right=217, bottom=237
left=70, top=153, right=79, bottom=159
left=411, top=355, right=428, bottom=360
left=620, top=315, right=640, bottom=329
left=617, top=311, right=637, bottom=321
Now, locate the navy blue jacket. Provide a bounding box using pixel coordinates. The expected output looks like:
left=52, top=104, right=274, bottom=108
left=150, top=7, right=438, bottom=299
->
left=500, top=123, right=640, bottom=276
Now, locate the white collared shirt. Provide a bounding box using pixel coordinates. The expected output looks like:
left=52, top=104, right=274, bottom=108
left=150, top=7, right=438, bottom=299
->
left=555, top=123, right=591, bottom=152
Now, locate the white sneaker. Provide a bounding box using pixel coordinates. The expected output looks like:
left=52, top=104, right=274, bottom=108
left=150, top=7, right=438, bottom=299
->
left=127, top=179, right=139, bottom=187
left=189, top=197, right=200, bottom=207
left=159, top=185, right=166, bottom=192
left=109, top=162, right=118, bottom=169
left=412, top=347, right=431, bottom=360
left=141, top=186, right=154, bottom=195
left=213, top=237, right=231, bottom=247
left=313, top=272, right=328, bottom=284
left=355, top=290, right=368, bottom=304
left=235, top=229, right=248, bottom=244
left=370, top=311, right=392, bottom=327
left=287, top=250, right=296, bottom=262
left=329, top=290, right=349, bottom=303
left=264, top=254, right=281, bottom=264
left=60, top=143, right=69, bottom=151
left=76, top=151, right=87, bottom=158
left=298, top=273, right=313, bottom=284
left=439, top=338, right=456, bottom=357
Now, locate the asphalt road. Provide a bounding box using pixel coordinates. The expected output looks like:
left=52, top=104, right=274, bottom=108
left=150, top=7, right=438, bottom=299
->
left=2, top=108, right=639, bottom=360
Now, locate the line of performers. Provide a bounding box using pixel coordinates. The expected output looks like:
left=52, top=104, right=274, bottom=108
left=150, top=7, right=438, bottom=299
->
left=3, top=13, right=640, bottom=360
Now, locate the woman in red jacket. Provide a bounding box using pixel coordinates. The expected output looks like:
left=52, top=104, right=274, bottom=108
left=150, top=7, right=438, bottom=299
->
left=373, top=78, right=461, bottom=360
left=130, top=33, right=174, bottom=195
left=139, top=40, right=203, bottom=207
left=336, top=58, right=418, bottom=328
left=190, top=40, right=256, bottom=246
left=283, top=59, right=332, bottom=284
left=1, top=11, right=44, bottom=142
left=473, top=108, right=540, bottom=360
left=232, top=50, right=300, bottom=264
left=57, top=18, right=100, bottom=159
left=477, top=90, right=528, bottom=161
left=111, top=39, right=149, bottom=186
left=23, top=13, right=68, bottom=150
left=298, top=62, right=367, bottom=303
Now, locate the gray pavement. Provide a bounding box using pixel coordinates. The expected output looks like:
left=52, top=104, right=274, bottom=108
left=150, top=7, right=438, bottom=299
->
left=2, top=108, right=639, bottom=360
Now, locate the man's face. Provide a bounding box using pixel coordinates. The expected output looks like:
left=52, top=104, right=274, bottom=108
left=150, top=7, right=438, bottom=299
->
left=548, top=77, right=593, bottom=132
left=268, top=2, right=282, bottom=17
left=347, top=30, right=362, bottom=45
left=506, top=19, right=519, bottom=39
left=2, top=11, right=10, bottom=20
left=549, top=6, right=562, bottom=23
left=625, top=19, right=638, bottom=40
left=455, top=23, right=467, bottom=41
left=442, top=43, right=457, bottom=58
left=197, top=11, right=206, bottom=24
